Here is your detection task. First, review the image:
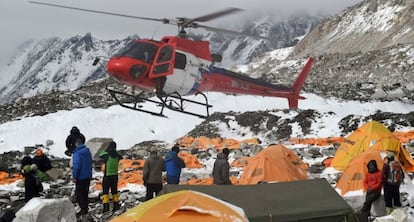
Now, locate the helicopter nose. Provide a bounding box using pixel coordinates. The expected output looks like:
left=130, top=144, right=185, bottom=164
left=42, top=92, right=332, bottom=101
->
left=107, top=58, right=127, bottom=79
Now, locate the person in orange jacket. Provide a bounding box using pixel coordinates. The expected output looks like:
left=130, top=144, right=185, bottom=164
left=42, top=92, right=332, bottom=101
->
left=360, top=159, right=382, bottom=214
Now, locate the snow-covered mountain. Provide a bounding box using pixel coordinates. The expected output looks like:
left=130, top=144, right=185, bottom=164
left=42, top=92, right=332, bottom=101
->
left=0, top=34, right=135, bottom=105
left=191, top=14, right=323, bottom=66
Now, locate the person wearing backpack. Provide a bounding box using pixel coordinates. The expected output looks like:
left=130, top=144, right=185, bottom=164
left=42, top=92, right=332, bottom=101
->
left=99, top=141, right=123, bottom=213
left=382, top=152, right=404, bottom=214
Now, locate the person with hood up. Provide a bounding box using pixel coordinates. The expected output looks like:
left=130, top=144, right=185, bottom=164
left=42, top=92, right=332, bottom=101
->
left=212, top=148, right=232, bottom=185
left=165, top=144, right=185, bottom=184
left=65, top=126, right=86, bottom=156
left=143, top=147, right=165, bottom=201
left=360, top=159, right=382, bottom=214
left=72, top=139, right=92, bottom=216
left=99, top=141, right=123, bottom=213
left=32, top=148, right=52, bottom=182
left=21, top=156, right=43, bottom=202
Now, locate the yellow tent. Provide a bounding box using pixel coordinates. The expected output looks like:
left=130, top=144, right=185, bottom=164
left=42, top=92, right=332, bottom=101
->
left=331, top=121, right=414, bottom=172
left=335, top=149, right=385, bottom=196
left=111, top=190, right=248, bottom=222
left=238, top=144, right=308, bottom=184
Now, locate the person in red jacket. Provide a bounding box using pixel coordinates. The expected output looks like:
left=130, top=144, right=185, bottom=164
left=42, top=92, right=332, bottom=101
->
left=360, top=159, right=382, bottom=214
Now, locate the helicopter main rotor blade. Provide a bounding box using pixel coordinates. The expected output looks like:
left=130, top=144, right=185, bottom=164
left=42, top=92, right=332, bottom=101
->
left=29, top=1, right=168, bottom=24
left=182, top=7, right=242, bottom=28
left=193, top=7, right=242, bottom=22
left=197, top=24, right=270, bottom=40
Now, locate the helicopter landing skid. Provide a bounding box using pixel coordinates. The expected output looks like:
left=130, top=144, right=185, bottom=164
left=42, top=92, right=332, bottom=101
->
left=156, top=92, right=212, bottom=118
left=107, top=88, right=212, bottom=118
left=107, top=87, right=167, bottom=117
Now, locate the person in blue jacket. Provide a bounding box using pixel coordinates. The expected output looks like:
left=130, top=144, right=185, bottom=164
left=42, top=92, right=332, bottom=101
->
left=72, top=139, right=92, bottom=217
left=165, top=144, right=185, bottom=184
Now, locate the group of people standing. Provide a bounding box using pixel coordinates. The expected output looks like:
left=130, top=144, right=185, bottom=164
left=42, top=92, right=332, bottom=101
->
left=142, top=145, right=233, bottom=201
left=142, top=144, right=186, bottom=200
left=21, top=125, right=234, bottom=218
left=67, top=127, right=124, bottom=216
left=360, top=151, right=405, bottom=215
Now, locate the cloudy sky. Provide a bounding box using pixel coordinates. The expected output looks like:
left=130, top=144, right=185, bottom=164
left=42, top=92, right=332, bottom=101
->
left=0, top=0, right=362, bottom=66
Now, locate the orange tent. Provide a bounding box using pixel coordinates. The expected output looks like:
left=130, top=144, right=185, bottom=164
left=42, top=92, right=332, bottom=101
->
left=238, top=144, right=308, bottom=184
left=111, top=190, right=248, bottom=222
left=331, top=120, right=414, bottom=172
left=336, top=149, right=385, bottom=196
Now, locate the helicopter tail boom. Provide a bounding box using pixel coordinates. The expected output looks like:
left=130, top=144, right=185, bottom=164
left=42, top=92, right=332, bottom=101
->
left=200, top=57, right=315, bottom=108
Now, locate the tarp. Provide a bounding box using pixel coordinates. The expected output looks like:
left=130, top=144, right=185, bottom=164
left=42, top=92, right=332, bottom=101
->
left=238, top=144, right=308, bottom=184
left=176, top=136, right=260, bottom=150
left=178, top=152, right=203, bottom=168
left=336, top=149, right=385, bottom=195
left=331, top=120, right=414, bottom=172
left=111, top=190, right=248, bottom=222
left=162, top=179, right=358, bottom=222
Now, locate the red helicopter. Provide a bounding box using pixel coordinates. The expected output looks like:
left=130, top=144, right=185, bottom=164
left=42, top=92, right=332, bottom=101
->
left=30, top=1, right=315, bottom=118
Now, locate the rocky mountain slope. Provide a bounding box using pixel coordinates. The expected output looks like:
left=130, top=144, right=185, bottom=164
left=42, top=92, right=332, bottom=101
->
left=291, top=0, right=414, bottom=57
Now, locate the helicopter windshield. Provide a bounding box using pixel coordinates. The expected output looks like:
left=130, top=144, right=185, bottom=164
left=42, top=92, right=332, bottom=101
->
left=113, top=41, right=158, bottom=64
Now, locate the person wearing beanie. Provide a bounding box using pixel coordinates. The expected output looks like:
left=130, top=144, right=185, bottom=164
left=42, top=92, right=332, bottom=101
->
left=212, top=148, right=232, bottom=185
left=99, top=141, right=123, bottom=213
left=165, top=144, right=185, bottom=184
left=65, top=126, right=86, bottom=156
left=32, top=148, right=52, bottom=182
left=143, top=147, right=165, bottom=201
left=72, top=139, right=92, bottom=217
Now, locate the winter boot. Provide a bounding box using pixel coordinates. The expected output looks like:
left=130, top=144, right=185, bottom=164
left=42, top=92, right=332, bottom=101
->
left=102, top=194, right=110, bottom=213
left=113, top=194, right=120, bottom=211
left=113, top=202, right=120, bottom=211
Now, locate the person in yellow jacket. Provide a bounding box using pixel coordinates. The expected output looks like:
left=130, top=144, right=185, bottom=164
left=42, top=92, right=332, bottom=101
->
left=99, top=141, right=123, bottom=213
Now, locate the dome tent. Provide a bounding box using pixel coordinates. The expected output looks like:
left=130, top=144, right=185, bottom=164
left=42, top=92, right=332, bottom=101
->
left=239, top=144, right=308, bottom=184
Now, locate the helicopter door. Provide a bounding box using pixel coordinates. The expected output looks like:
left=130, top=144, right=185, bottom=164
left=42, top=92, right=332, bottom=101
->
left=148, top=45, right=176, bottom=79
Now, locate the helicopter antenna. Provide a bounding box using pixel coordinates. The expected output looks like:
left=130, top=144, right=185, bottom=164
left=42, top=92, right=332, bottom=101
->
left=151, top=26, right=160, bottom=40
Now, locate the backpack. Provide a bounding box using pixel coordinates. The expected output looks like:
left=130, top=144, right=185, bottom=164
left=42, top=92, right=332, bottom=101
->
left=387, top=161, right=404, bottom=185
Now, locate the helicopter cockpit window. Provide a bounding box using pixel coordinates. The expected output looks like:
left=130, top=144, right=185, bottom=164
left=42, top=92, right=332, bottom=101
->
left=114, top=41, right=158, bottom=64
left=156, top=46, right=173, bottom=63
left=174, top=52, right=186, bottom=70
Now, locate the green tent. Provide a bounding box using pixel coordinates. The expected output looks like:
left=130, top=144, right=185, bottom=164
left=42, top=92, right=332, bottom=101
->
left=162, top=179, right=358, bottom=222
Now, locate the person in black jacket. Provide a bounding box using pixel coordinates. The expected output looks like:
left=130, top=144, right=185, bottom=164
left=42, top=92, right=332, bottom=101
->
left=21, top=156, right=43, bottom=202
left=32, top=148, right=52, bottom=172
left=65, top=126, right=86, bottom=156
left=32, top=148, right=52, bottom=182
